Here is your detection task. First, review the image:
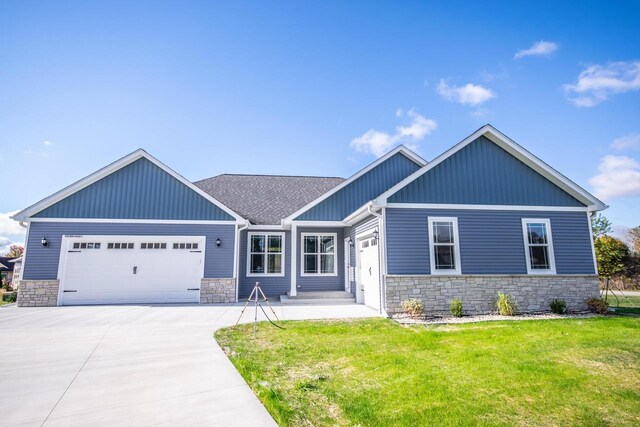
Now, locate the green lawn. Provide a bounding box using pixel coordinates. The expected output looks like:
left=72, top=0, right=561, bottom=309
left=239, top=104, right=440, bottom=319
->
left=215, top=317, right=640, bottom=426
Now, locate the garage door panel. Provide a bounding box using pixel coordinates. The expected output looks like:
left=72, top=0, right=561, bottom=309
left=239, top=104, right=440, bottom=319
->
left=60, top=236, right=205, bottom=305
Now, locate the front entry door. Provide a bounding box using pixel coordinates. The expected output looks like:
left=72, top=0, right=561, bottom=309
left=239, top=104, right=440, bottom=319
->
left=359, top=237, right=380, bottom=310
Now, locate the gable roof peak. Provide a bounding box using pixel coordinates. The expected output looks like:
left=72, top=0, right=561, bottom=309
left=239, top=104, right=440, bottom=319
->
left=376, top=125, right=607, bottom=211
left=12, top=148, right=246, bottom=223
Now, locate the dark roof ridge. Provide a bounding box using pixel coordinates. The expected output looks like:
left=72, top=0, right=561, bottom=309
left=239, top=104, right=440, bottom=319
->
left=194, top=173, right=345, bottom=182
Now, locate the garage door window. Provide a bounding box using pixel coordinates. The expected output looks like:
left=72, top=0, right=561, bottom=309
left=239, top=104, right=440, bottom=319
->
left=248, top=232, right=284, bottom=276
left=173, top=243, right=199, bottom=249
left=73, top=242, right=101, bottom=249
left=107, top=243, right=134, bottom=249
left=141, top=243, right=167, bottom=249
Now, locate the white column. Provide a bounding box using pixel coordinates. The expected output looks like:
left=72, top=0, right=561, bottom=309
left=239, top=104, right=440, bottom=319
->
left=290, top=223, right=297, bottom=296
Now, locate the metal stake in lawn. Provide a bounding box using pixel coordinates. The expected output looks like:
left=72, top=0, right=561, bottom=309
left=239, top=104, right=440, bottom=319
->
left=235, top=281, right=284, bottom=337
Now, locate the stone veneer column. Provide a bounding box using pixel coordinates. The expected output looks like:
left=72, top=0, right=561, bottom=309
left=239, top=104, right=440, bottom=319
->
left=17, top=280, right=60, bottom=307
left=200, top=278, right=236, bottom=303
left=385, top=275, right=600, bottom=315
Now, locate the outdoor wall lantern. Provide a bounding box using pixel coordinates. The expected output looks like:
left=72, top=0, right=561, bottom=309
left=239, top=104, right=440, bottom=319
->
left=373, top=229, right=379, bottom=242
left=216, top=237, right=221, bottom=247
left=41, top=236, right=49, bottom=247
left=348, top=237, right=354, bottom=247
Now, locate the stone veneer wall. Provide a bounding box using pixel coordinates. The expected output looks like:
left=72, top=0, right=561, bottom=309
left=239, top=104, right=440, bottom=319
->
left=17, top=280, right=60, bottom=307
left=385, top=275, right=600, bottom=315
left=200, top=278, right=236, bottom=304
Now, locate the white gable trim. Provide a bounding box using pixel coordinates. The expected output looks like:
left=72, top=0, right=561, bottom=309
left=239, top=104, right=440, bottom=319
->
left=375, top=125, right=607, bottom=211
left=11, top=149, right=246, bottom=223
left=282, top=145, right=427, bottom=224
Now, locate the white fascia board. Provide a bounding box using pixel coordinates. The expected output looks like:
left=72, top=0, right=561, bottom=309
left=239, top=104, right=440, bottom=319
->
left=27, top=217, right=242, bottom=225
left=343, top=202, right=373, bottom=224
left=376, top=125, right=607, bottom=211
left=11, top=149, right=247, bottom=223
left=247, top=224, right=286, bottom=230
left=385, top=203, right=588, bottom=212
left=282, top=145, right=427, bottom=224
left=291, top=220, right=346, bottom=227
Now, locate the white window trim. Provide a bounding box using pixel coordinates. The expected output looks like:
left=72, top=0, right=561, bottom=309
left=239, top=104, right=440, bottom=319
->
left=427, top=217, right=462, bottom=275
left=521, top=218, right=556, bottom=275
left=301, top=232, right=338, bottom=277
left=246, top=232, right=286, bottom=277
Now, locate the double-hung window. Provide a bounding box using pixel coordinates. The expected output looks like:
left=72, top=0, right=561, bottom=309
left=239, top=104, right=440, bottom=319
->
left=427, top=217, right=461, bottom=275
left=302, top=233, right=337, bottom=276
left=521, top=219, right=556, bottom=274
left=247, top=232, right=284, bottom=276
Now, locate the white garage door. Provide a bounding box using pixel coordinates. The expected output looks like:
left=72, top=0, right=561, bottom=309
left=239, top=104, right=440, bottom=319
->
left=359, top=236, right=380, bottom=310
left=59, top=236, right=205, bottom=305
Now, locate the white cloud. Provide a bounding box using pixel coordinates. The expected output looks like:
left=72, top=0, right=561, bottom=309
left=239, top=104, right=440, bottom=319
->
left=514, top=41, right=558, bottom=59
left=0, top=210, right=23, bottom=236
left=0, top=210, right=25, bottom=256
left=43, top=140, right=53, bottom=146
left=350, top=109, right=437, bottom=157
left=612, top=133, right=640, bottom=151
left=589, top=155, right=640, bottom=200
left=437, top=79, right=496, bottom=106
left=564, top=61, right=640, bottom=107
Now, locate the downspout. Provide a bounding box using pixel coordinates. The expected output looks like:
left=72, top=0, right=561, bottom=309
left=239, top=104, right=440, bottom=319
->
left=234, top=220, right=250, bottom=302
left=368, top=204, right=389, bottom=317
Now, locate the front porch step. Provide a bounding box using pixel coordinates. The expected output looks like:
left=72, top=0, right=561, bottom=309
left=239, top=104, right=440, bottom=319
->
left=280, top=291, right=356, bottom=305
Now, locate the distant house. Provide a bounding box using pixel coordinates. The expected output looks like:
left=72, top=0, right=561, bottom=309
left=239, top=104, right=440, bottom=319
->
left=11, top=125, right=606, bottom=312
left=0, top=257, right=17, bottom=285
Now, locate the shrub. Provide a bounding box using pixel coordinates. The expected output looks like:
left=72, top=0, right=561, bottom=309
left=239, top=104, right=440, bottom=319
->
left=401, top=298, right=424, bottom=318
left=549, top=299, right=567, bottom=314
left=1, top=292, right=16, bottom=303
left=450, top=299, right=463, bottom=317
left=585, top=297, right=609, bottom=314
left=496, top=292, right=517, bottom=316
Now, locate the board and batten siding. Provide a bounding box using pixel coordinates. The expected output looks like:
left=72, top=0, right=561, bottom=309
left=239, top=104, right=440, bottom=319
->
left=33, top=158, right=235, bottom=221
left=345, top=216, right=379, bottom=294
left=385, top=208, right=595, bottom=275
left=296, top=227, right=345, bottom=292
left=388, top=136, right=585, bottom=207
left=295, top=153, right=422, bottom=221
left=238, top=229, right=292, bottom=299
left=23, top=221, right=236, bottom=280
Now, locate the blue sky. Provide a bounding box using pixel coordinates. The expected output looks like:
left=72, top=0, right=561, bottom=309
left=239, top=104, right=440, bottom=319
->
left=1, top=1, right=639, bottom=250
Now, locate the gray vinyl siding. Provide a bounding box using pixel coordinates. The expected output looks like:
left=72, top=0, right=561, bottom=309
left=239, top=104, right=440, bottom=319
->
left=385, top=208, right=595, bottom=275
left=23, top=221, right=236, bottom=280
left=388, top=136, right=586, bottom=207
left=296, top=227, right=345, bottom=292
left=34, top=158, right=236, bottom=221
left=345, top=216, right=379, bottom=294
left=238, top=229, right=291, bottom=299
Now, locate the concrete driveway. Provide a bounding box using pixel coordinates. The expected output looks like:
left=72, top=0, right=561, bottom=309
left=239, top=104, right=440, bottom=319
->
left=0, top=303, right=379, bottom=426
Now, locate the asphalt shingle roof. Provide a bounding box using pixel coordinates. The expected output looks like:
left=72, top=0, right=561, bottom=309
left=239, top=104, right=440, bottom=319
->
left=194, top=174, right=345, bottom=225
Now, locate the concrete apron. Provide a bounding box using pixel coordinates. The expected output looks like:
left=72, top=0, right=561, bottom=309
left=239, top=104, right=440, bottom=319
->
left=0, top=304, right=379, bottom=427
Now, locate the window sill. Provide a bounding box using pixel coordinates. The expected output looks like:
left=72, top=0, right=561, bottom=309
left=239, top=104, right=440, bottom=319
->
left=247, top=273, right=286, bottom=278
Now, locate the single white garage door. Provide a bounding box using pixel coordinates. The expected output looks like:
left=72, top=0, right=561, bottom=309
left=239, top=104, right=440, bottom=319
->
left=59, top=236, right=205, bottom=305
left=359, top=236, right=380, bottom=310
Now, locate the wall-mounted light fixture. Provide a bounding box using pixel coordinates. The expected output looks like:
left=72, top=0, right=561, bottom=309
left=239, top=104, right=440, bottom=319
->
left=348, top=237, right=354, bottom=247
left=373, top=229, right=379, bottom=242
left=216, top=237, right=221, bottom=247
left=41, top=236, right=49, bottom=247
